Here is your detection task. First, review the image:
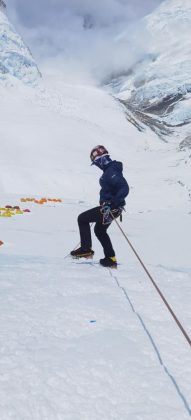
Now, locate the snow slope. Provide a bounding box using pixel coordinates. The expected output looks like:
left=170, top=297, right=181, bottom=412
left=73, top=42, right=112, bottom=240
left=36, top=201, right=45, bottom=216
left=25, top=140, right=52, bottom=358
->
left=108, top=0, right=191, bottom=143
left=0, top=70, right=191, bottom=419
left=0, top=3, right=40, bottom=86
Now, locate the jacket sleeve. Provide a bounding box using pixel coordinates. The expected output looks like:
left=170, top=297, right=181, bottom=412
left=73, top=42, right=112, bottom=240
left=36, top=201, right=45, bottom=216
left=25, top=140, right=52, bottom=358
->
left=109, top=173, right=129, bottom=208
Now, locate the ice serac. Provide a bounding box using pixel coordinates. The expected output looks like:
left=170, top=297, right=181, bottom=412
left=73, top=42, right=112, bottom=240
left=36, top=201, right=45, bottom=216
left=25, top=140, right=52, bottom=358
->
left=108, top=0, right=191, bottom=145
left=0, top=0, right=41, bottom=86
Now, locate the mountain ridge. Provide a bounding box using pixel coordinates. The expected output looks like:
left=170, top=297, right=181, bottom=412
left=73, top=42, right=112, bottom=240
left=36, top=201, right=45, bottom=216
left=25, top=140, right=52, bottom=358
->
left=107, top=0, right=191, bottom=147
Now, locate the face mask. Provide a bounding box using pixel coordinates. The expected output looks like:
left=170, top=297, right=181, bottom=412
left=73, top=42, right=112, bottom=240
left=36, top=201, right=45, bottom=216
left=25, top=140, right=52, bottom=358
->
left=93, top=155, right=112, bottom=170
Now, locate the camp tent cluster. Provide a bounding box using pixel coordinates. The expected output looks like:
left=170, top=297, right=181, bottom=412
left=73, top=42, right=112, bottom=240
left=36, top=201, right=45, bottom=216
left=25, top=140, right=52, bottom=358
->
left=21, top=198, right=62, bottom=205
left=0, top=198, right=63, bottom=246
left=0, top=205, right=30, bottom=218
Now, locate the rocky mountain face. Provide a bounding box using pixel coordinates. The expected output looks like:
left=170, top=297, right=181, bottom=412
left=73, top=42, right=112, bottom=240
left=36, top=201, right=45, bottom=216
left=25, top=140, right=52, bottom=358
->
left=107, top=0, right=191, bottom=148
left=0, top=0, right=6, bottom=11
left=0, top=0, right=41, bottom=86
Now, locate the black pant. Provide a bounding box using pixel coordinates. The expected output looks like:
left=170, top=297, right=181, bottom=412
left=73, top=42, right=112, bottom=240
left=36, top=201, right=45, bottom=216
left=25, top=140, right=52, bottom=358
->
left=78, top=206, right=116, bottom=257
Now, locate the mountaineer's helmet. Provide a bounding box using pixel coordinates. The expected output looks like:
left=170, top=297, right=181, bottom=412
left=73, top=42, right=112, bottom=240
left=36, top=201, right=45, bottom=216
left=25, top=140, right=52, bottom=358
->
left=90, top=145, right=109, bottom=163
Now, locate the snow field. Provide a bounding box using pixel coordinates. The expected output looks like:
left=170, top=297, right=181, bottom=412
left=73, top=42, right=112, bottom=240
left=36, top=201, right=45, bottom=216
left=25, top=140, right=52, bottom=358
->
left=0, top=196, right=191, bottom=419
left=0, top=75, right=191, bottom=419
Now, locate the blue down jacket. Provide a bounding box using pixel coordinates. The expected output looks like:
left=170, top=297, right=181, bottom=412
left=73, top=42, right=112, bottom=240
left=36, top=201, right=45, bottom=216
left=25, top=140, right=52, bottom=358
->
left=99, top=161, right=129, bottom=209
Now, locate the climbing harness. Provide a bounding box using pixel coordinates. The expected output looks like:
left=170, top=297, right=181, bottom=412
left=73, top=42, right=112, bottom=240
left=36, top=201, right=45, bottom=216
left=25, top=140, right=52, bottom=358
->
left=101, top=204, right=123, bottom=225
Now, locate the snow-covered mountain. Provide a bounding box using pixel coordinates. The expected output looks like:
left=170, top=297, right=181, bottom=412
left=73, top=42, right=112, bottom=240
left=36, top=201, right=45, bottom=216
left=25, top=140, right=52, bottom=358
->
left=108, top=0, right=191, bottom=146
left=0, top=1, right=41, bottom=86
left=0, top=1, right=191, bottom=419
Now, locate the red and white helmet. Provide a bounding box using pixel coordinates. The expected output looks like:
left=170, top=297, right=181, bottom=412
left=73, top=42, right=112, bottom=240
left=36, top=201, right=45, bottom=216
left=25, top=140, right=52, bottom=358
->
left=90, top=145, right=109, bottom=162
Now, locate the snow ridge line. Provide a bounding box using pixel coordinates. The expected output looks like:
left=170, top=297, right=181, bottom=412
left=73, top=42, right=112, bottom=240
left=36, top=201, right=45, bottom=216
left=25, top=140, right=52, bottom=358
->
left=108, top=269, right=191, bottom=418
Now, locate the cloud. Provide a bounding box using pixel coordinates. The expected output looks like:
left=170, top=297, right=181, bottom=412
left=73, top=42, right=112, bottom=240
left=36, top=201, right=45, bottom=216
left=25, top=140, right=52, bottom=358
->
left=5, top=0, right=163, bottom=81
left=7, top=0, right=163, bottom=27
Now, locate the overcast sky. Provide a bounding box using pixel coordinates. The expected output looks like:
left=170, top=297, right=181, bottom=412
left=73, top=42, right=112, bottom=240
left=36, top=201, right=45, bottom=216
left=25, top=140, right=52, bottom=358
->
left=6, top=0, right=163, bottom=27
left=5, top=0, right=164, bottom=80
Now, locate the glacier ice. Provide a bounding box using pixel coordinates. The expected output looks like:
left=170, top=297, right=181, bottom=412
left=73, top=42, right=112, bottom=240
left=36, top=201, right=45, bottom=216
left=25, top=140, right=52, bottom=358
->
left=0, top=5, right=41, bottom=86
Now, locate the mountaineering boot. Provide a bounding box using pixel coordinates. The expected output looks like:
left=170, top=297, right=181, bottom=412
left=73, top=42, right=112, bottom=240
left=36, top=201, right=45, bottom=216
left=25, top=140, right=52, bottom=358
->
left=99, top=256, right=117, bottom=268
left=70, top=247, right=94, bottom=259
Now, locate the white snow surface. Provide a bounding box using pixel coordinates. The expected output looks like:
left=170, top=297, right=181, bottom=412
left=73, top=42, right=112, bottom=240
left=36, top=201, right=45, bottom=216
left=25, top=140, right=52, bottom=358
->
left=0, top=73, right=191, bottom=419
